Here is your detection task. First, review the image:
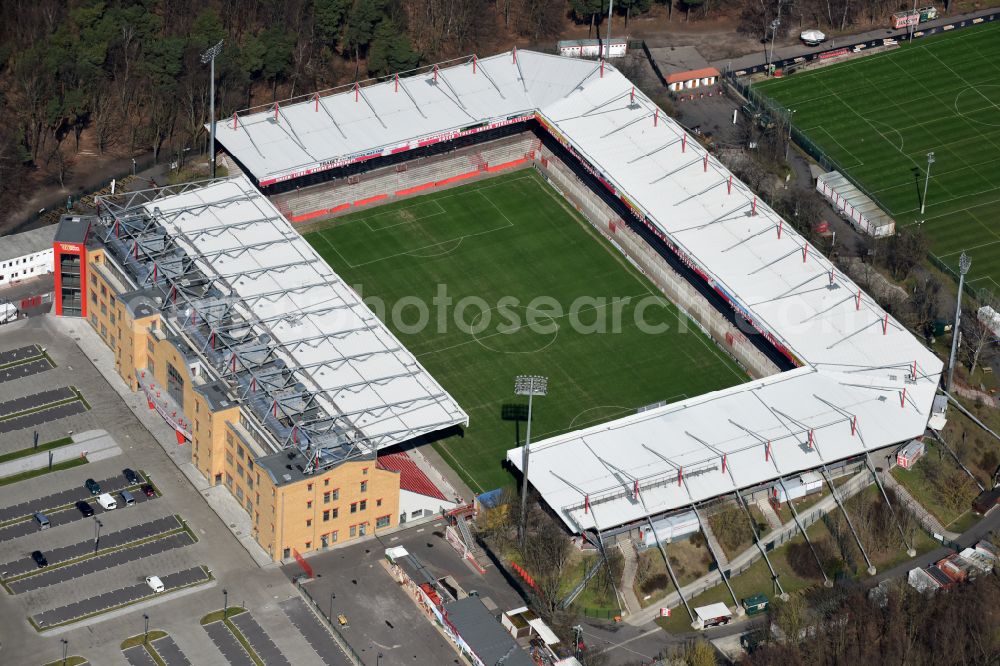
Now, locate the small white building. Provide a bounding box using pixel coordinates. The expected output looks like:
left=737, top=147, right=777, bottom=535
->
left=896, top=440, right=925, bottom=469
left=642, top=510, right=700, bottom=545
left=0, top=224, right=55, bottom=288
left=907, top=567, right=941, bottom=594
left=772, top=472, right=823, bottom=503
left=557, top=38, right=628, bottom=59
left=816, top=171, right=895, bottom=237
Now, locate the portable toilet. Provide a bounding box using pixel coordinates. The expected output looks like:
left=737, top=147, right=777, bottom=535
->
left=741, top=593, right=769, bottom=616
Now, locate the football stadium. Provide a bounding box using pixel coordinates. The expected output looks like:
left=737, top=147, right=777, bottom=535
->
left=756, top=21, right=1000, bottom=292
left=60, top=50, right=942, bottom=570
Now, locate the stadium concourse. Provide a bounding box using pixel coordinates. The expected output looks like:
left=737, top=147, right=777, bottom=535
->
left=211, top=50, right=944, bottom=536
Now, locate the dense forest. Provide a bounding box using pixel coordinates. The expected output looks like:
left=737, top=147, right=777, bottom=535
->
left=0, top=0, right=966, bottom=219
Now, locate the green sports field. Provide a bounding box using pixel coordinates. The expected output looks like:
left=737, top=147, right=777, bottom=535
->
left=756, top=22, right=1000, bottom=293
left=303, top=170, right=746, bottom=493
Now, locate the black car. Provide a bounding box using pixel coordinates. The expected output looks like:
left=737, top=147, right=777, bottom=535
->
left=123, top=468, right=140, bottom=485
left=75, top=500, right=94, bottom=517
left=85, top=478, right=101, bottom=495
left=31, top=550, right=48, bottom=568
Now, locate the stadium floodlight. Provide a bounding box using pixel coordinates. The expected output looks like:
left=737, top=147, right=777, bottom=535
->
left=201, top=39, right=224, bottom=179
left=920, top=151, right=935, bottom=215
left=515, top=374, right=548, bottom=547
left=947, top=252, right=971, bottom=390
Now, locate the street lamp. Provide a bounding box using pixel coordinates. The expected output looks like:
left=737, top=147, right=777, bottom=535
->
left=62, top=639, right=68, bottom=666
left=515, top=375, right=548, bottom=548
left=201, top=39, right=224, bottom=179
left=143, top=613, right=150, bottom=643
left=223, top=588, right=229, bottom=618
left=94, top=517, right=103, bottom=553
left=921, top=151, right=935, bottom=215
left=947, top=252, right=972, bottom=390
left=329, top=590, right=336, bottom=622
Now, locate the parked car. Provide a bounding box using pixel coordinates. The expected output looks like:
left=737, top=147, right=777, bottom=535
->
left=75, top=500, right=95, bottom=517
left=31, top=550, right=48, bottom=568
left=123, top=468, right=140, bottom=485
left=141, top=484, right=156, bottom=498
left=97, top=493, right=117, bottom=510
left=85, top=478, right=101, bottom=495
left=146, top=575, right=164, bottom=593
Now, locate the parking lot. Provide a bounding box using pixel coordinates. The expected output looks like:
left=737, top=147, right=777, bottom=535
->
left=286, top=517, right=529, bottom=666
left=0, top=316, right=365, bottom=665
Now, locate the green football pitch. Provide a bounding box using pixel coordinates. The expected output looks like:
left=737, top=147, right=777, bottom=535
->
left=756, top=22, right=1000, bottom=294
left=303, top=170, right=747, bottom=493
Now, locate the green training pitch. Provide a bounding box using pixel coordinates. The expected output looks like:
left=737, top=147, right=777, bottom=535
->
left=756, top=22, right=1000, bottom=294
left=303, top=170, right=747, bottom=493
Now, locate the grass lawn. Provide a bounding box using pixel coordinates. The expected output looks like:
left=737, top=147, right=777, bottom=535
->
left=654, top=517, right=838, bottom=632
left=756, top=22, right=1000, bottom=293
left=0, top=436, right=73, bottom=464
left=0, top=456, right=87, bottom=486
left=304, top=170, right=746, bottom=492
left=891, top=446, right=970, bottom=526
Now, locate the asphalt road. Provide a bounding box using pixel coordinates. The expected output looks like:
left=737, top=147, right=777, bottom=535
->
left=10, top=531, right=194, bottom=594
left=0, top=480, right=155, bottom=543
left=204, top=619, right=254, bottom=665
left=2, top=514, right=180, bottom=577
left=0, top=387, right=74, bottom=418
left=279, top=597, right=352, bottom=666
left=123, top=645, right=158, bottom=666
left=230, top=611, right=292, bottom=666
left=151, top=635, right=192, bottom=666
left=32, top=565, right=209, bottom=628
left=0, top=357, right=52, bottom=384
left=0, top=470, right=146, bottom=523
left=0, top=399, right=87, bottom=435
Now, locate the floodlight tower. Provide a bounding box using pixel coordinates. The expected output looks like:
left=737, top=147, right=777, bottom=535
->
left=515, top=374, right=548, bottom=547
left=920, top=151, right=935, bottom=215
left=201, top=39, right=224, bottom=179
left=947, top=252, right=971, bottom=390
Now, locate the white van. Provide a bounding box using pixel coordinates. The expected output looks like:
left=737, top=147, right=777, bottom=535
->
left=146, top=575, right=165, bottom=593
left=97, top=493, right=117, bottom=510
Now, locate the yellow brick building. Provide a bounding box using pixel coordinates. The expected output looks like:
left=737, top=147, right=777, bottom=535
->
left=54, top=182, right=465, bottom=563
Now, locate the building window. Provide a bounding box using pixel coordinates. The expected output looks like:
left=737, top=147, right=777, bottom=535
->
left=247, top=460, right=254, bottom=472
left=225, top=473, right=232, bottom=487
left=237, top=446, right=244, bottom=460
left=332, top=508, right=339, bottom=519
left=307, top=483, right=313, bottom=492
left=323, top=491, right=331, bottom=504
left=360, top=480, right=367, bottom=493
left=331, top=531, right=338, bottom=543
left=349, top=525, right=357, bottom=537
left=359, top=500, right=367, bottom=511
left=100, top=302, right=107, bottom=315
left=323, top=510, right=330, bottom=522
left=237, top=464, right=244, bottom=479
left=100, top=323, right=107, bottom=337
left=247, top=477, right=253, bottom=490
left=110, top=313, right=115, bottom=324
left=100, top=284, right=106, bottom=296
left=376, top=515, right=390, bottom=529
left=90, top=274, right=96, bottom=285
left=90, top=314, right=97, bottom=326
left=226, top=451, right=234, bottom=465
left=350, top=502, right=357, bottom=514
left=236, top=486, right=244, bottom=501
left=90, top=292, right=97, bottom=303
left=324, top=478, right=330, bottom=486
left=362, top=468, right=368, bottom=476
left=147, top=338, right=154, bottom=353
left=376, top=498, right=382, bottom=507
left=246, top=498, right=253, bottom=513
left=306, top=519, right=312, bottom=527
left=332, top=488, right=340, bottom=500
left=306, top=500, right=312, bottom=509
left=283, top=547, right=290, bottom=559
left=305, top=541, right=311, bottom=549
left=226, top=431, right=234, bottom=445
left=359, top=523, right=367, bottom=537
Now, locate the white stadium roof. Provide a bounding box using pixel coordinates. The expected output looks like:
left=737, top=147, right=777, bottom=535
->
left=217, top=50, right=944, bottom=532
left=142, top=177, right=467, bottom=450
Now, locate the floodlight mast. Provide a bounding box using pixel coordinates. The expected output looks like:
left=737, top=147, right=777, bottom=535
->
left=201, top=39, right=224, bottom=179
left=920, top=151, right=934, bottom=215
left=947, top=252, right=971, bottom=390
left=516, top=375, right=548, bottom=548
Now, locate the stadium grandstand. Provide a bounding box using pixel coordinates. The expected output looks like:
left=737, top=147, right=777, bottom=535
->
left=208, top=50, right=943, bottom=551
